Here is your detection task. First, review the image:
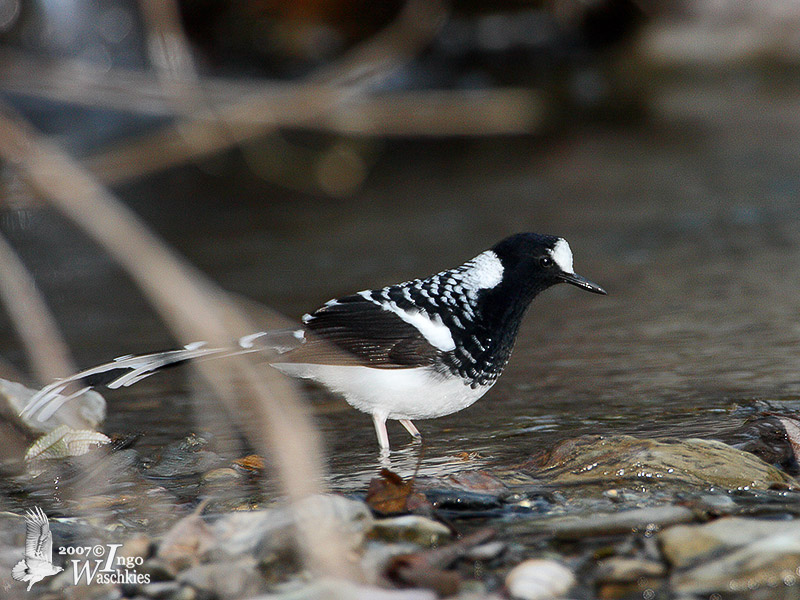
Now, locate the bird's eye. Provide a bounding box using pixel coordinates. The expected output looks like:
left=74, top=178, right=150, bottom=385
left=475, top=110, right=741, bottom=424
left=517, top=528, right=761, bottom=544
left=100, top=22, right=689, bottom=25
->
left=540, top=256, right=554, bottom=268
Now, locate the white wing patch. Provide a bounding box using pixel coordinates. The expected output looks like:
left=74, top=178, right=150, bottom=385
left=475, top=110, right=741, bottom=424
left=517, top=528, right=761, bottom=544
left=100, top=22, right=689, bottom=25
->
left=388, top=305, right=455, bottom=351
left=359, top=290, right=456, bottom=352
left=550, top=238, right=574, bottom=273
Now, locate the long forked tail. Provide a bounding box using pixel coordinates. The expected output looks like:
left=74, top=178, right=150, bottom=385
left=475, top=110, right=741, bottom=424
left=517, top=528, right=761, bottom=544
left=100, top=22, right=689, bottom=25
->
left=20, top=329, right=306, bottom=423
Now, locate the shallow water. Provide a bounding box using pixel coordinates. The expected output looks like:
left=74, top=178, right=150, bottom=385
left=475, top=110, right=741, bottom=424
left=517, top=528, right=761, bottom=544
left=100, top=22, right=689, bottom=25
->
left=3, top=76, right=800, bottom=499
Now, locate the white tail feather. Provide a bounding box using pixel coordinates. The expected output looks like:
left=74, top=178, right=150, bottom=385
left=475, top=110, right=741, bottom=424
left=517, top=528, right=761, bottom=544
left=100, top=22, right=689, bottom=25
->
left=21, top=330, right=306, bottom=422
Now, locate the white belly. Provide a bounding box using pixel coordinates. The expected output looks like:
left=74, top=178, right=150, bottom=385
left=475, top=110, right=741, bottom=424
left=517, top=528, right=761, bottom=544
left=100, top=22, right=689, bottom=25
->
left=272, top=363, right=492, bottom=420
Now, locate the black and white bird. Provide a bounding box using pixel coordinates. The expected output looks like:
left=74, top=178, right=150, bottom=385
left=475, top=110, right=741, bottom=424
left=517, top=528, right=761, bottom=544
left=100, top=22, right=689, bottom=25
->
left=21, top=233, right=605, bottom=452
left=11, top=507, right=63, bottom=591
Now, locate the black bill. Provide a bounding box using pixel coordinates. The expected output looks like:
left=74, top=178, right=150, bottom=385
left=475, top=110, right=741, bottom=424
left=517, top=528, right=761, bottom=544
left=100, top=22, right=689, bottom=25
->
left=559, top=272, right=607, bottom=295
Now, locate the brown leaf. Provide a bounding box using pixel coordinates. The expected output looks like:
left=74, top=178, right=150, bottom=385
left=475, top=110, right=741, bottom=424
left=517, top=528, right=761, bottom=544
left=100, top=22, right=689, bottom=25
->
left=366, top=468, right=430, bottom=515
left=233, top=454, right=265, bottom=472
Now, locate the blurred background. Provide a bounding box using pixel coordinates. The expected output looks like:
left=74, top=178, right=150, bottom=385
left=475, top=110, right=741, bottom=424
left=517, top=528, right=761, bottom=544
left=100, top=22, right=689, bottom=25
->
left=1, top=0, right=800, bottom=487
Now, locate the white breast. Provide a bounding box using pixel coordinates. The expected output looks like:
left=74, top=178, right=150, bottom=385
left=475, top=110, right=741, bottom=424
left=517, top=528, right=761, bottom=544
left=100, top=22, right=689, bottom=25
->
left=272, top=363, right=493, bottom=420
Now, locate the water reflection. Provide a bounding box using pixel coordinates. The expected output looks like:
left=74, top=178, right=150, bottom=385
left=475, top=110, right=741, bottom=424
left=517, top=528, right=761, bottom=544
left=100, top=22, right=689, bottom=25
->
left=3, top=79, right=800, bottom=500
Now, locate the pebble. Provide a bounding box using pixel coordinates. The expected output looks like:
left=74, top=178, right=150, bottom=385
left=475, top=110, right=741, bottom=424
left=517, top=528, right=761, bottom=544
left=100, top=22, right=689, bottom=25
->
left=177, top=557, right=265, bottom=598
left=146, top=443, right=224, bottom=478
left=157, top=512, right=216, bottom=573
left=465, top=541, right=507, bottom=561
left=370, top=515, right=452, bottom=546
left=671, top=528, right=800, bottom=595
left=595, top=557, right=666, bottom=582
left=505, top=559, right=576, bottom=600
left=659, top=516, right=800, bottom=568
left=119, top=533, right=153, bottom=562
left=200, top=467, right=242, bottom=483
left=138, top=558, right=178, bottom=582
left=210, top=494, right=372, bottom=562
left=138, top=581, right=183, bottom=599
left=254, top=578, right=438, bottom=599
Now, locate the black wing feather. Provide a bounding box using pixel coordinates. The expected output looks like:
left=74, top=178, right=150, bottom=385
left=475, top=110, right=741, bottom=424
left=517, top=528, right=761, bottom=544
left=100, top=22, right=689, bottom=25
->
left=295, top=294, right=442, bottom=368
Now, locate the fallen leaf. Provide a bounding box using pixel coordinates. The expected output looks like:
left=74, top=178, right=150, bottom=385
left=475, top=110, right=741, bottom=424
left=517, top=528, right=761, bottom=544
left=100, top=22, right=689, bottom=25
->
left=366, top=468, right=430, bottom=515
left=233, top=454, right=265, bottom=472
left=25, top=425, right=110, bottom=462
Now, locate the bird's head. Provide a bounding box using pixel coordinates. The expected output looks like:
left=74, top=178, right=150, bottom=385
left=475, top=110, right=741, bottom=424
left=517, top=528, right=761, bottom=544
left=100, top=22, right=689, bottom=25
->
left=491, top=233, right=607, bottom=296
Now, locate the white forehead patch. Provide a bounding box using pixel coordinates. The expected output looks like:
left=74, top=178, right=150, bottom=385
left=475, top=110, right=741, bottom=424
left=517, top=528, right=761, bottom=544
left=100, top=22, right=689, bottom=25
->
left=461, top=250, right=504, bottom=290
left=550, top=239, right=574, bottom=273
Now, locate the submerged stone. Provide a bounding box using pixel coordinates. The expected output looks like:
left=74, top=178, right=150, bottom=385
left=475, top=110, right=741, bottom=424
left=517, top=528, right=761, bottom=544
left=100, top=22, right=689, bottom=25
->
left=595, top=556, right=666, bottom=583
left=660, top=516, right=798, bottom=569
left=670, top=527, right=800, bottom=595
left=525, top=435, right=797, bottom=490
left=510, top=504, right=695, bottom=540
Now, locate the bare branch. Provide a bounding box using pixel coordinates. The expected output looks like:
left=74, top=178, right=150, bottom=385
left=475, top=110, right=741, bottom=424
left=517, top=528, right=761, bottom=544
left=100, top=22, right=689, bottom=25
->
left=0, top=98, right=358, bottom=580
left=0, top=230, right=76, bottom=382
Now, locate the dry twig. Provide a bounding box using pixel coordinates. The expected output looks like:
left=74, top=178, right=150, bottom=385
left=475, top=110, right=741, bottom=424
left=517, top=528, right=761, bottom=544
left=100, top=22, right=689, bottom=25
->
left=0, top=99, right=357, bottom=580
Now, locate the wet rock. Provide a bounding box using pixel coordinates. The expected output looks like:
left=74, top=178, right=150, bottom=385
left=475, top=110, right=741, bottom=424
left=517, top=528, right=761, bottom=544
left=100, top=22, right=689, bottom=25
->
left=210, top=494, right=372, bottom=563
left=660, top=516, right=800, bottom=569
left=505, top=559, right=576, bottom=600
left=595, top=556, right=666, bottom=583
left=527, top=435, right=797, bottom=490
left=200, top=467, right=242, bottom=483
left=421, top=489, right=504, bottom=518
left=177, top=557, right=266, bottom=598
left=440, top=470, right=507, bottom=494
left=670, top=526, right=800, bottom=595
left=779, top=417, right=800, bottom=461
left=60, top=581, right=119, bottom=599
left=385, top=529, right=494, bottom=597
left=513, top=504, right=695, bottom=540
left=254, top=578, right=438, bottom=599
left=693, top=493, right=737, bottom=513
left=138, top=558, right=178, bottom=582
left=736, top=414, right=800, bottom=474
left=370, top=515, right=452, bottom=547
left=465, top=541, right=506, bottom=561
left=119, top=533, right=153, bottom=563
left=138, top=580, right=184, bottom=599
left=0, top=377, right=106, bottom=434
left=361, top=541, right=421, bottom=584
left=167, top=586, right=197, bottom=600
left=157, top=510, right=216, bottom=573
left=145, top=435, right=225, bottom=479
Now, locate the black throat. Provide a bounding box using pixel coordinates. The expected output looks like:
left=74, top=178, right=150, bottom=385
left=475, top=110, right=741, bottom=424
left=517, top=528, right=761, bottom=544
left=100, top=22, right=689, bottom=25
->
left=438, top=275, right=556, bottom=386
